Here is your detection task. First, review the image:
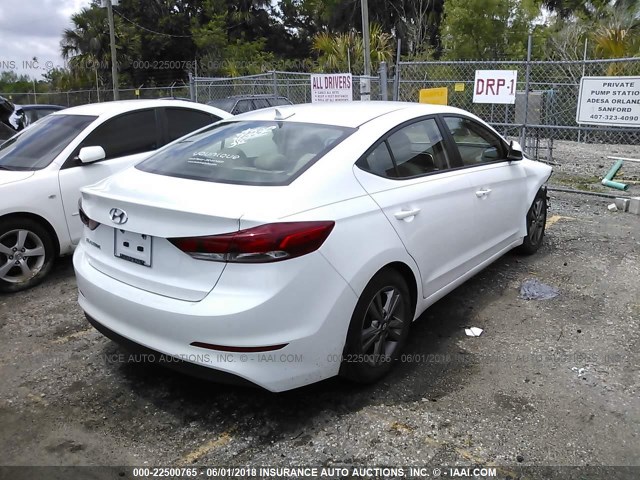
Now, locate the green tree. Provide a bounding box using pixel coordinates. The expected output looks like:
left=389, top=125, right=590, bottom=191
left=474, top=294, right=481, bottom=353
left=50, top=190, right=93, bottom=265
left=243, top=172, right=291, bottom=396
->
left=60, top=3, right=140, bottom=88
left=441, top=0, right=541, bottom=60
left=312, top=23, right=393, bottom=73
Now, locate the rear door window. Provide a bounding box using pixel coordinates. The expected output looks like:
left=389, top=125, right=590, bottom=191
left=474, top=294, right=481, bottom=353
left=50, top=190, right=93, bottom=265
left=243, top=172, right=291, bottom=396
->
left=270, top=97, right=292, bottom=106
left=356, top=118, right=450, bottom=179
left=164, top=108, right=219, bottom=143
left=233, top=100, right=254, bottom=114
left=252, top=99, right=270, bottom=110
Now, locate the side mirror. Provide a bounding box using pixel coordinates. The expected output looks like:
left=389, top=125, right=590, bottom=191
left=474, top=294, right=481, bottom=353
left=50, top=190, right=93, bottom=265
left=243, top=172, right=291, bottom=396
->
left=482, top=146, right=500, bottom=161
left=78, top=146, right=106, bottom=164
left=507, top=140, right=524, bottom=161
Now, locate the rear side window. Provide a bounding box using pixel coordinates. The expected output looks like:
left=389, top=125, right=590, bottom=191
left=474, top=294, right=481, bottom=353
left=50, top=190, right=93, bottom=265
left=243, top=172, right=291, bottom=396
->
left=137, top=120, right=355, bottom=186
left=443, top=116, right=506, bottom=166
left=79, top=109, right=159, bottom=160
left=233, top=100, right=253, bottom=114
left=165, top=108, right=218, bottom=143
left=270, top=97, right=292, bottom=106
left=358, top=143, right=395, bottom=177
left=252, top=99, right=270, bottom=110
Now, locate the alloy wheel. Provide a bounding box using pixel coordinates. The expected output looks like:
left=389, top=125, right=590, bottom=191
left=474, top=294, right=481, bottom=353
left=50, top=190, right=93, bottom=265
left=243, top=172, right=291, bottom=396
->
left=0, top=229, right=46, bottom=284
left=528, top=197, right=546, bottom=246
left=360, top=286, right=407, bottom=367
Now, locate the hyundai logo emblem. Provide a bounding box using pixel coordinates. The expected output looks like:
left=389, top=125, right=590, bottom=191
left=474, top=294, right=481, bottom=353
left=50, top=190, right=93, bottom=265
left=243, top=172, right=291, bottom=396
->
left=109, top=208, right=128, bottom=225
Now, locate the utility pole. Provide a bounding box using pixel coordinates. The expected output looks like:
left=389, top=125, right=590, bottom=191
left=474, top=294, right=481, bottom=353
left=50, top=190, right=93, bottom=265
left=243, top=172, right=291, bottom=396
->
left=105, top=0, right=119, bottom=100
left=360, top=0, right=371, bottom=101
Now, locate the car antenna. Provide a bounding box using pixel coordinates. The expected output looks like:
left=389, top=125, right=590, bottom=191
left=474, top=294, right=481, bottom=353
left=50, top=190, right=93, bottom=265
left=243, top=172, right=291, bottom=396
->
left=274, top=108, right=294, bottom=121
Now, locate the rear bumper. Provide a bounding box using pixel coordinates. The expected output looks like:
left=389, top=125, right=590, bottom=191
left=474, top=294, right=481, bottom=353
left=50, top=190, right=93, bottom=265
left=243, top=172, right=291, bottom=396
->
left=85, top=313, right=256, bottom=387
left=73, top=244, right=358, bottom=392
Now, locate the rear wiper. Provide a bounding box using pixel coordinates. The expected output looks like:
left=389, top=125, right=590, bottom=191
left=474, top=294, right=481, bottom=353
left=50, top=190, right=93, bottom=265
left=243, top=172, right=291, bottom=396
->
left=0, top=165, right=17, bottom=171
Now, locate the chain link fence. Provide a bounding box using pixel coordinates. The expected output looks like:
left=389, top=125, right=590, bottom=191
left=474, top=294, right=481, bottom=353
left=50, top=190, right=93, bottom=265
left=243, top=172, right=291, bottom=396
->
left=0, top=84, right=191, bottom=107
left=3, top=58, right=638, bottom=164
left=395, top=57, right=640, bottom=162
left=191, top=71, right=382, bottom=105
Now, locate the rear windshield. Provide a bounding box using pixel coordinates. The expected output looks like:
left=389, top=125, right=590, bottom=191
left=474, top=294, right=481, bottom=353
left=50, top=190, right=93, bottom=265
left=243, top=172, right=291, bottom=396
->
left=137, top=120, right=355, bottom=186
left=0, top=114, right=96, bottom=170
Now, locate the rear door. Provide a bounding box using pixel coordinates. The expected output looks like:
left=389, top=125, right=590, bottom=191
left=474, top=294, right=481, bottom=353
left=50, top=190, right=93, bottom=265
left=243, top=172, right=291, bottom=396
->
left=58, top=109, right=162, bottom=244
left=441, top=115, right=528, bottom=257
left=354, top=117, right=482, bottom=299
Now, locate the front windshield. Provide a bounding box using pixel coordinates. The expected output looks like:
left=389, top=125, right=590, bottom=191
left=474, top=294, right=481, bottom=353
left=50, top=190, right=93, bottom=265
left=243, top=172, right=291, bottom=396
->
left=0, top=114, right=97, bottom=171
left=137, top=120, right=355, bottom=186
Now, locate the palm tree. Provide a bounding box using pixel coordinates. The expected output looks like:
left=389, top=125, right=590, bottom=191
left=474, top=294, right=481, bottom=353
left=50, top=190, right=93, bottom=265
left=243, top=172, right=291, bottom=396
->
left=313, top=24, right=393, bottom=73
left=60, top=5, right=140, bottom=88
left=592, top=2, right=640, bottom=73
left=61, top=7, right=110, bottom=74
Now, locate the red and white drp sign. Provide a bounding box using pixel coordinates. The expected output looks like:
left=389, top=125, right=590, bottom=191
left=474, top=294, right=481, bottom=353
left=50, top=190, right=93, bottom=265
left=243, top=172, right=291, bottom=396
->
left=473, top=70, right=518, bottom=104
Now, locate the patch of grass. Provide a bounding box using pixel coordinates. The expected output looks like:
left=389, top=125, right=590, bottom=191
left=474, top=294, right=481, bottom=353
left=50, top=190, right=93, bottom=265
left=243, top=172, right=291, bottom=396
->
left=551, top=173, right=604, bottom=191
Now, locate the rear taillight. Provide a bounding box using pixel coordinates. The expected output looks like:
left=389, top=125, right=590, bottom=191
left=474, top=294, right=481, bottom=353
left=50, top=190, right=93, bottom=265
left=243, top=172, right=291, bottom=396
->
left=78, top=199, right=100, bottom=231
left=168, top=221, right=335, bottom=263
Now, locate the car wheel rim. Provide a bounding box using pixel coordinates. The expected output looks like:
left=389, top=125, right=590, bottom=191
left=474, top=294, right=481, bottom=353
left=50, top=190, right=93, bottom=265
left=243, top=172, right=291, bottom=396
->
left=360, top=286, right=406, bottom=367
left=0, top=229, right=46, bottom=284
left=528, top=198, right=546, bottom=246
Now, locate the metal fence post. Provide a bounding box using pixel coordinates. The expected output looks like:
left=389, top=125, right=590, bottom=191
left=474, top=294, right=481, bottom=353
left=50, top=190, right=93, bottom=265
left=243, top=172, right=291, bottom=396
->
left=272, top=71, right=279, bottom=97
left=379, top=61, right=388, bottom=101
left=393, top=39, right=401, bottom=101
left=520, top=34, right=532, bottom=149
left=188, top=72, right=196, bottom=102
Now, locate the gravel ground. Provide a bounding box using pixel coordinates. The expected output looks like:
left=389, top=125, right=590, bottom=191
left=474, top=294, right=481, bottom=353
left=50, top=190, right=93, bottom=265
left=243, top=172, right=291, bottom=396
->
left=0, top=191, right=639, bottom=480
left=548, top=140, right=640, bottom=196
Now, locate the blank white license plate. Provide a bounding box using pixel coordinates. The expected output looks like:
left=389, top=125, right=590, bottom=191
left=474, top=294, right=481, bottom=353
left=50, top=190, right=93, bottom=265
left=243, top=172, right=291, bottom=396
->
left=114, top=229, right=152, bottom=267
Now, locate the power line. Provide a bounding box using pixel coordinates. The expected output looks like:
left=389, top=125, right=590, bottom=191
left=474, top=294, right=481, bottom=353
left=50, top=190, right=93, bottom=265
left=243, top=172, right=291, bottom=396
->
left=113, top=9, right=195, bottom=38
left=113, top=9, right=245, bottom=38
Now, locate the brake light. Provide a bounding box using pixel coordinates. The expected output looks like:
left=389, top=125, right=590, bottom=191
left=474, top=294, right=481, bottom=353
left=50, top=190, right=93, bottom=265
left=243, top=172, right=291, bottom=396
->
left=168, top=221, right=335, bottom=263
left=78, top=199, right=100, bottom=231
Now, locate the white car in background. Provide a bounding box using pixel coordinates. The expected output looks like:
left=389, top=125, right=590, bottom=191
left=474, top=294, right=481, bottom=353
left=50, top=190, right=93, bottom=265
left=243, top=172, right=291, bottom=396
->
left=74, top=102, right=551, bottom=391
left=0, top=100, right=230, bottom=292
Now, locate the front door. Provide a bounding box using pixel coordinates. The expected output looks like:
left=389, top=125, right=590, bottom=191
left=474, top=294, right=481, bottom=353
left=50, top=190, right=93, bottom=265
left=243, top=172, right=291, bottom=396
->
left=58, top=109, right=162, bottom=244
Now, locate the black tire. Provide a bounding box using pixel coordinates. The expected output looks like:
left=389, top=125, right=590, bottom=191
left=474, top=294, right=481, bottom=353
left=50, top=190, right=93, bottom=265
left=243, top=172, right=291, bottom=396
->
left=340, top=268, right=412, bottom=383
left=0, top=217, right=56, bottom=293
left=516, top=188, right=548, bottom=255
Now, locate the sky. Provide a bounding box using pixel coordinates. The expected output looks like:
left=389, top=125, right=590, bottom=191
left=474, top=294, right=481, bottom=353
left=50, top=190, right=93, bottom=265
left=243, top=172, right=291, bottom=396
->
left=0, top=0, right=91, bottom=79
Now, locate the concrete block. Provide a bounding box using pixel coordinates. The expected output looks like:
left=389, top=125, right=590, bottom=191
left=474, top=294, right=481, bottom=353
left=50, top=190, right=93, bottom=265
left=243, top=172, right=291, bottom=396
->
left=629, top=197, right=640, bottom=215
left=614, top=198, right=630, bottom=212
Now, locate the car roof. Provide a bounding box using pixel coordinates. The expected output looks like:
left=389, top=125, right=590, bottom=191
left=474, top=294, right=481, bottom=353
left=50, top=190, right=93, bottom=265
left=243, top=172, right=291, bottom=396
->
left=225, top=95, right=290, bottom=99
left=16, top=104, right=65, bottom=110
left=228, top=101, right=469, bottom=128
left=51, top=99, right=218, bottom=117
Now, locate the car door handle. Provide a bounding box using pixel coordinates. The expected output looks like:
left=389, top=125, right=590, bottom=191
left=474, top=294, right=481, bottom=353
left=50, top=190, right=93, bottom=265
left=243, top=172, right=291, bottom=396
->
left=475, top=188, right=492, bottom=198
left=394, top=208, right=421, bottom=220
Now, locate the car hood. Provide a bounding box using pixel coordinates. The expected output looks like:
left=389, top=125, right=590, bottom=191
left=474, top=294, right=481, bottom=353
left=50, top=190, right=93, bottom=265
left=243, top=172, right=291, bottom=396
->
left=0, top=170, right=35, bottom=186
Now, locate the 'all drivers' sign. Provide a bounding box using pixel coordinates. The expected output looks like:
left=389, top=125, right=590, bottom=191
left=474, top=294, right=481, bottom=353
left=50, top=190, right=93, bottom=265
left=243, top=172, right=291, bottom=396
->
left=473, top=70, right=518, bottom=104
left=311, top=73, right=353, bottom=103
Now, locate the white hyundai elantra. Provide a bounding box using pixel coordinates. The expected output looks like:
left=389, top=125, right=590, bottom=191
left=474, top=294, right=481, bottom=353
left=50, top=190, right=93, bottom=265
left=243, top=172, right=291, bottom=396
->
left=74, top=102, right=552, bottom=391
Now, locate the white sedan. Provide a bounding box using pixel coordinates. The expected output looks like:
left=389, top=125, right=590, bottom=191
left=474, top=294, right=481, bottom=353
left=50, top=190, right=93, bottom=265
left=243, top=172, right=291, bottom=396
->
left=0, top=100, right=230, bottom=292
left=74, top=102, right=552, bottom=391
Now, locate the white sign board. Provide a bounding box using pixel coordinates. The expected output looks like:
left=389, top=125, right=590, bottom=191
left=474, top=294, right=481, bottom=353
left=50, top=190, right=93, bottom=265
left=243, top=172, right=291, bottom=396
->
left=473, top=70, right=518, bottom=104
left=576, top=76, right=640, bottom=127
left=311, top=74, right=353, bottom=103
